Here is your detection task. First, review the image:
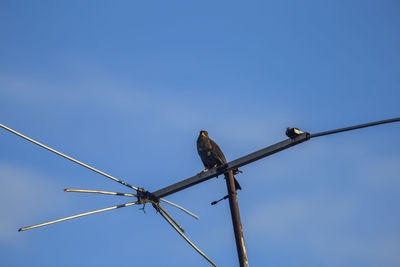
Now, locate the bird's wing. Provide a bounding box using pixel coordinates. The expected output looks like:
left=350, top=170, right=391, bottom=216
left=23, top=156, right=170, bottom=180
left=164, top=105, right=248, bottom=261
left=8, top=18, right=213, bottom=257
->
left=199, top=149, right=212, bottom=168
left=210, top=139, right=227, bottom=164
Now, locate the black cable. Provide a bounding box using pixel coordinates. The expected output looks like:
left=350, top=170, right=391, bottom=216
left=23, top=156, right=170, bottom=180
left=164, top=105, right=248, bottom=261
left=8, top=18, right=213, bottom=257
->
left=309, top=117, right=400, bottom=138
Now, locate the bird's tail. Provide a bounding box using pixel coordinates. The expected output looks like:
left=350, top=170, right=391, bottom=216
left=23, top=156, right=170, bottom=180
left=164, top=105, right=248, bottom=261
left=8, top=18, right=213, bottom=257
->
left=232, top=169, right=242, bottom=190
left=234, top=177, right=242, bottom=191
left=223, top=173, right=242, bottom=191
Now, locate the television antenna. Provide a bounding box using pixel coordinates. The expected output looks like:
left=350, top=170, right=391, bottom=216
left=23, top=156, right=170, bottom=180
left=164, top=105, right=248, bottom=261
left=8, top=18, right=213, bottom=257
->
left=1, top=117, right=399, bottom=267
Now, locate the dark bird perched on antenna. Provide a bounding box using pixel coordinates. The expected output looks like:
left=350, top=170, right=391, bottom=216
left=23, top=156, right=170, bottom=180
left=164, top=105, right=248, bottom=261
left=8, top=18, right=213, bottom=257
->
left=197, top=130, right=241, bottom=191
left=286, top=127, right=308, bottom=139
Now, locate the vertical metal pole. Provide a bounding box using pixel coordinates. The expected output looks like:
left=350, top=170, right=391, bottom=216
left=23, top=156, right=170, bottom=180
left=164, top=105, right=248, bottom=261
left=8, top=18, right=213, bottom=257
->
left=225, top=170, right=249, bottom=267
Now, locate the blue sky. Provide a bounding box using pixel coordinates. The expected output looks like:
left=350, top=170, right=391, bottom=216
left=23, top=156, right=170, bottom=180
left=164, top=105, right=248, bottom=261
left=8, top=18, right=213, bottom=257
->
left=1, top=1, right=399, bottom=266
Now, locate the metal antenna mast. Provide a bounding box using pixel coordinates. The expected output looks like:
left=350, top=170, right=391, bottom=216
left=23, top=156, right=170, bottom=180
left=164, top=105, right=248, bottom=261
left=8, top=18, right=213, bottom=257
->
left=225, top=170, right=248, bottom=267
left=1, top=117, right=399, bottom=266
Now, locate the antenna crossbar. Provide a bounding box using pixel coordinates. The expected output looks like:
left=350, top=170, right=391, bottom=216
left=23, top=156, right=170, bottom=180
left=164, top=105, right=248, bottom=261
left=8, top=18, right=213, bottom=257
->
left=152, top=117, right=400, bottom=199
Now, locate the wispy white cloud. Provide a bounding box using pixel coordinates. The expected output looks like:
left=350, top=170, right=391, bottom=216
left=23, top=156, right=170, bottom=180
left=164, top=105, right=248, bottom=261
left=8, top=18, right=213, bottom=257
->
left=359, top=156, right=400, bottom=190
left=246, top=192, right=400, bottom=266
left=0, top=164, right=69, bottom=245
left=0, top=72, right=294, bottom=146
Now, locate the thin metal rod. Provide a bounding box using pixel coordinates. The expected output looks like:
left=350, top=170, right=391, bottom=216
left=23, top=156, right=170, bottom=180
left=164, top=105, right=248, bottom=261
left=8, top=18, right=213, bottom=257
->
left=158, top=204, right=185, bottom=233
left=64, top=188, right=136, bottom=197
left=160, top=198, right=199, bottom=220
left=225, top=171, right=249, bottom=267
left=18, top=201, right=139, bottom=231
left=310, top=117, right=400, bottom=138
left=0, top=123, right=138, bottom=191
left=157, top=205, right=218, bottom=267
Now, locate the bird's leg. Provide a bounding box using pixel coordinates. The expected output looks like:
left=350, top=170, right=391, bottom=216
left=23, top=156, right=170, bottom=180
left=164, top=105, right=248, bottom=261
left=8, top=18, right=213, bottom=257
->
left=198, top=168, right=209, bottom=175
left=199, top=164, right=218, bottom=174
left=199, top=164, right=222, bottom=176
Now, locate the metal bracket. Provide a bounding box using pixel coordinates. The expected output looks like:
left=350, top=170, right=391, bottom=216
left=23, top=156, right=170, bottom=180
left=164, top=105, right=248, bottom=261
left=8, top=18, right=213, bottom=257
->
left=136, top=187, right=159, bottom=205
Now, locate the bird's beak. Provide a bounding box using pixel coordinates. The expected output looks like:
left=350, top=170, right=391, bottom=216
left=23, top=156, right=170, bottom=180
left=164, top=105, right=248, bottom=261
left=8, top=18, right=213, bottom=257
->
left=201, top=132, right=206, bottom=137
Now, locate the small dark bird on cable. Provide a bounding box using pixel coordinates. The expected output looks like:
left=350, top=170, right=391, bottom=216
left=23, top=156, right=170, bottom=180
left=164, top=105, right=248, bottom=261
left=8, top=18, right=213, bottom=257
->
left=286, top=127, right=308, bottom=139
left=196, top=130, right=241, bottom=191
